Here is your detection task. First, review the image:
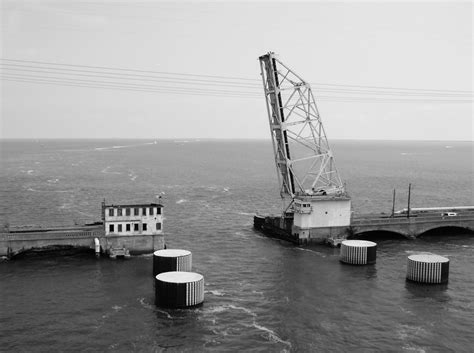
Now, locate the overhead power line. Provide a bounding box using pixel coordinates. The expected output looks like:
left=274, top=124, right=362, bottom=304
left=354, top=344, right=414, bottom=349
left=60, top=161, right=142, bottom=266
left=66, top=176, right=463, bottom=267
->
left=2, top=64, right=472, bottom=98
left=0, top=58, right=259, bottom=81
left=2, top=58, right=472, bottom=95
left=3, top=76, right=472, bottom=104
left=1, top=58, right=472, bottom=102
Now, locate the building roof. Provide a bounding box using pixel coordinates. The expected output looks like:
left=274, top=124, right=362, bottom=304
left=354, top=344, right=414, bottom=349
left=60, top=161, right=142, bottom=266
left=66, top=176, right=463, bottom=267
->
left=104, top=203, right=163, bottom=208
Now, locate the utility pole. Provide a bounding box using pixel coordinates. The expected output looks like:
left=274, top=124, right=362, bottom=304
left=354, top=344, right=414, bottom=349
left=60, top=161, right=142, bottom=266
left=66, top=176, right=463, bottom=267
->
left=391, top=188, right=396, bottom=217
left=407, top=183, right=412, bottom=218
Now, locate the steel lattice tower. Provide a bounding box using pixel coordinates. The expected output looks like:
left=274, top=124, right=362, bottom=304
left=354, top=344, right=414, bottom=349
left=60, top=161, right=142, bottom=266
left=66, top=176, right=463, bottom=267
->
left=259, top=52, right=346, bottom=211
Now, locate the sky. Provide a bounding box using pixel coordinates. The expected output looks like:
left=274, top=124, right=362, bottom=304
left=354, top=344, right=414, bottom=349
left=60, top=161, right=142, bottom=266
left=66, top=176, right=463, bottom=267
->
left=1, top=1, right=472, bottom=140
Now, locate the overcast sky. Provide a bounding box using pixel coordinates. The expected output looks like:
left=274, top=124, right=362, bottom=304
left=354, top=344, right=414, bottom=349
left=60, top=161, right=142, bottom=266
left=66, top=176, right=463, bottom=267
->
left=1, top=1, right=472, bottom=140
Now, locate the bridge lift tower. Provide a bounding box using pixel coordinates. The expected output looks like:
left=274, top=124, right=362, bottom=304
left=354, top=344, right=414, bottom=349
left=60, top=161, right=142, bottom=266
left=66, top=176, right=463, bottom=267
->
left=259, top=52, right=351, bottom=242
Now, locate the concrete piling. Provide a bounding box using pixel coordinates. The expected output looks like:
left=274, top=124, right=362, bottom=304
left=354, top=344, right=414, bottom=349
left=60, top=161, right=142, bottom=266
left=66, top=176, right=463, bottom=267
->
left=406, top=254, right=449, bottom=284
left=340, top=240, right=377, bottom=265
left=153, top=249, right=192, bottom=277
left=155, top=272, right=204, bottom=308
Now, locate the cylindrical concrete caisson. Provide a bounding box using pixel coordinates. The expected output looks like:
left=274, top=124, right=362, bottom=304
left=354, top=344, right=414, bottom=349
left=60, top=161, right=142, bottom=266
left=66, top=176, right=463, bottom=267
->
left=340, top=240, right=377, bottom=265
left=406, top=254, right=449, bottom=284
left=153, top=249, right=192, bottom=277
left=155, top=272, right=204, bottom=308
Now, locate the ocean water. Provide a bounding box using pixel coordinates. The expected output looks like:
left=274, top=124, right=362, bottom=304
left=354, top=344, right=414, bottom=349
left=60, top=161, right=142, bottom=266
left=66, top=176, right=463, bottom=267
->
left=0, top=139, right=473, bottom=352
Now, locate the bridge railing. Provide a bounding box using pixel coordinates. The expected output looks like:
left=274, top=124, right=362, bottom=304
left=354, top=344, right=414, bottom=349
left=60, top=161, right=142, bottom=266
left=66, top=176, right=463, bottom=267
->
left=5, top=230, right=104, bottom=241
left=351, top=214, right=474, bottom=226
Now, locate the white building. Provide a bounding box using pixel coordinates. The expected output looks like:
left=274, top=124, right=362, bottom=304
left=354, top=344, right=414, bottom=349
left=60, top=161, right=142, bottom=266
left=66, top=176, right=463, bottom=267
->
left=292, top=195, right=351, bottom=241
left=102, top=203, right=163, bottom=236
left=293, top=195, right=351, bottom=229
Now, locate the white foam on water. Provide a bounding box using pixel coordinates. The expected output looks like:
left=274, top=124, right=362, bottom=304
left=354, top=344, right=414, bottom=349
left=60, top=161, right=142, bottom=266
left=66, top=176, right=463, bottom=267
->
left=176, top=199, right=188, bottom=204
left=205, top=304, right=257, bottom=317
left=237, top=212, right=255, bottom=216
left=204, top=305, right=228, bottom=314
left=27, top=170, right=34, bottom=175
left=295, top=247, right=326, bottom=257
left=227, top=304, right=257, bottom=317
left=47, top=178, right=59, bottom=183
left=402, top=345, right=426, bottom=353
left=95, top=141, right=156, bottom=151
left=396, top=324, right=429, bottom=346
left=128, top=170, right=138, bottom=181
left=234, top=231, right=251, bottom=239
left=405, top=251, right=434, bottom=255
left=205, top=290, right=225, bottom=296
left=252, top=321, right=292, bottom=349
left=155, top=308, right=173, bottom=319
left=101, top=166, right=122, bottom=174
left=137, top=297, right=173, bottom=319
left=75, top=209, right=94, bottom=217
left=251, top=290, right=264, bottom=296
left=26, top=187, right=71, bottom=193
left=398, top=306, right=414, bottom=315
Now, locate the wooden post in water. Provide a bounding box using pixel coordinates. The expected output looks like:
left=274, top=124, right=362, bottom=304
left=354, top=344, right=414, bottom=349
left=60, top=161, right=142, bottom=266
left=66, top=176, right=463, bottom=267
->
left=407, top=183, right=412, bottom=218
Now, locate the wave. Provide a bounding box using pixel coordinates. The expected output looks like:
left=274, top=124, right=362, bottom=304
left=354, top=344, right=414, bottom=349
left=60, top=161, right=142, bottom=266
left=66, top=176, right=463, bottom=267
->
left=138, top=297, right=173, bottom=318
left=101, top=166, right=122, bottom=174
left=27, top=187, right=72, bottom=193
left=95, top=141, right=156, bottom=151
left=404, top=251, right=434, bottom=255
left=173, top=140, right=201, bottom=144
left=205, top=290, right=225, bottom=296
left=237, top=212, right=255, bottom=216
left=251, top=321, right=292, bottom=349
left=295, top=247, right=326, bottom=257
left=176, top=199, right=188, bottom=204
left=204, top=304, right=257, bottom=317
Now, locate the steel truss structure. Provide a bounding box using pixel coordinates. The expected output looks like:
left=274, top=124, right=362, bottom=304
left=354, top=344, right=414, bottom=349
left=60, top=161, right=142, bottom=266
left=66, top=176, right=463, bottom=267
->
left=259, top=52, right=346, bottom=204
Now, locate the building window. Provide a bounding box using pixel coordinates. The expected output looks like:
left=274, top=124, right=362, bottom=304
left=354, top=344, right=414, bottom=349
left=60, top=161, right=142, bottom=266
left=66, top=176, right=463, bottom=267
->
left=126, top=224, right=130, bottom=232
left=143, top=223, right=147, bottom=231
left=118, top=208, right=122, bottom=216
left=157, top=207, right=161, bottom=215
left=126, top=208, right=131, bottom=216
left=142, top=208, right=147, bottom=216
left=118, top=224, right=122, bottom=232
left=156, top=222, right=161, bottom=230
left=134, top=224, right=139, bottom=231
left=109, top=208, right=114, bottom=217
left=134, top=208, right=139, bottom=216
left=109, top=224, right=114, bottom=232
left=149, top=207, right=154, bottom=215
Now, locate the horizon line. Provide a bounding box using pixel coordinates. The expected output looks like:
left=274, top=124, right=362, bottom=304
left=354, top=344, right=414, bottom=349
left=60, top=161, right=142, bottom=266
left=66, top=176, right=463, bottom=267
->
left=1, top=137, right=473, bottom=143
